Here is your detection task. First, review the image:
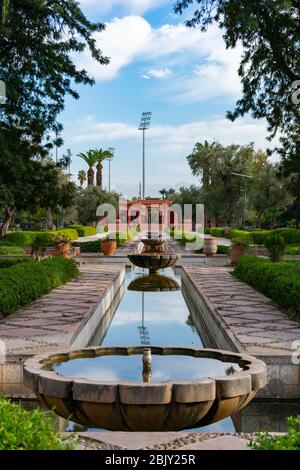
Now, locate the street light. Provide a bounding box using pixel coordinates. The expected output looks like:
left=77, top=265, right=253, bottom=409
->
left=231, top=172, right=254, bottom=229
left=138, top=112, right=152, bottom=199
left=108, top=147, right=115, bottom=193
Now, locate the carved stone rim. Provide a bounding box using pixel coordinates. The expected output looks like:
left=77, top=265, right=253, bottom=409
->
left=24, top=346, right=267, bottom=405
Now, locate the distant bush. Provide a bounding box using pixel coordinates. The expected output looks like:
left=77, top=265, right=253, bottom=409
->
left=0, top=257, right=79, bottom=316
left=250, top=416, right=300, bottom=450
left=4, top=229, right=78, bottom=245
left=272, top=228, right=300, bottom=245
left=285, top=245, right=300, bottom=255
left=0, top=396, right=75, bottom=450
left=265, top=233, right=285, bottom=262
left=73, top=240, right=100, bottom=253
left=217, top=245, right=230, bottom=255
left=234, top=256, right=300, bottom=317
left=66, top=225, right=96, bottom=237
left=228, top=229, right=250, bottom=241
left=209, top=228, right=227, bottom=238
left=0, top=246, right=25, bottom=256
left=249, top=230, right=270, bottom=245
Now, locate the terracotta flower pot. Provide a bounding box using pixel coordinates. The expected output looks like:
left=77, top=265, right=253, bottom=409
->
left=55, top=242, right=70, bottom=258
left=231, top=243, right=247, bottom=265
left=101, top=240, right=117, bottom=256
left=203, top=237, right=218, bottom=256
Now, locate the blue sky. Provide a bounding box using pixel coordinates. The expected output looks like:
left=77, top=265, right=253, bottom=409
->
left=58, top=0, right=276, bottom=197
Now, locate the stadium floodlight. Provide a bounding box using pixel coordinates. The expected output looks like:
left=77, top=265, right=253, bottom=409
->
left=138, top=112, right=152, bottom=199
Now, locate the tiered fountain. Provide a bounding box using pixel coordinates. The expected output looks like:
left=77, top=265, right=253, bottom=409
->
left=128, top=233, right=179, bottom=273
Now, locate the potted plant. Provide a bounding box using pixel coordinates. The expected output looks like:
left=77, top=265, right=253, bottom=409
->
left=230, top=236, right=251, bottom=264
left=203, top=237, right=218, bottom=256
left=100, top=236, right=117, bottom=256
left=53, top=234, right=72, bottom=258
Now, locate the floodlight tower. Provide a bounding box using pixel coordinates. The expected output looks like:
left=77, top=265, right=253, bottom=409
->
left=138, top=112, right=152, bottom=199
left=108, top=147, right=115, bottom=193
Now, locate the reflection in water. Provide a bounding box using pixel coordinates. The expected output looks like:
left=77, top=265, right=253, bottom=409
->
left=53, top=353, right=242, bottom=383
left=128, top=274, right=180, bottom=292
left=98, top=268, right=201, bottom=348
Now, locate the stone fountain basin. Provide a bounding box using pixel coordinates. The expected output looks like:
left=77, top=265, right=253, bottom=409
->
left=128, top=254, right=179, bottom=273
left=128, top=274, right=180, bottom=292
left=24, top=346, right=267, bottom=432
left=141, top=238, right=165, bottom=247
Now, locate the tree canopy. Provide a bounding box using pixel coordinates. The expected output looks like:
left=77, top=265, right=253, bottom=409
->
left=174, top=1, right=300, bottom=159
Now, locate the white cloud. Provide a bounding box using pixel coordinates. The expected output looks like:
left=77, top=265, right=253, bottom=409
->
left=71, top=115, right=277, bottom=152
left=75, top=16, right=242, bottom=101
left=143, top=68, right=172, bottom=79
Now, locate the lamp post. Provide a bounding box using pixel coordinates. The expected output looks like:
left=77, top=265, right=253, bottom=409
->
left=231, top=172, right=254, bottom=229
left=108, top=147, right=115, bottom=193
left=138, top=112, right=152, bottom=199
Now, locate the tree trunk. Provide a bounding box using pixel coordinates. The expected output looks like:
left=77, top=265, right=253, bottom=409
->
left=0, top=207, right=15, bottom=238
left=87, top=167, right=94, bottom=186
left=45, top=207, right=53, bottom=230
left=96, top=162, right=103, bottom=187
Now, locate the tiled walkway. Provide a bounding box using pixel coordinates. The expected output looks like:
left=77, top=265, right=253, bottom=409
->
left=183, top=266, right=300, bottom=356
left=0, top=264, right=124, bottom=357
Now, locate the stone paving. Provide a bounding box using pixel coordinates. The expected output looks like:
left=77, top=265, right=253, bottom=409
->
left=183, top=266, right=300, bottom=356
left=0, top=264, right=124, bottom=357
left=76, top=431, right=253, bottom=450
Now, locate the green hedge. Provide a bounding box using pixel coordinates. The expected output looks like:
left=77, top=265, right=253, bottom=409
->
left=66, top=225, right=96, bottom=237
left=4, top=229, right=78, bottom=246
left=0, top=258, right=30, bottom=269
left=0, top=396, right=75, bottom=450
left=0, top=257, right=79, bottom=316
left=248, top=230, right=270, bottom=245
left=0, top=246, right=25, bottom=255
left=285, top=245, right=300, bottom=255
left=73, top=240, right=100, bottom=253
left=234, top=256, right=300, bottom=317
left=273, top=228, right=300, bottom=244
left=209, top=228, right=227, bottom=238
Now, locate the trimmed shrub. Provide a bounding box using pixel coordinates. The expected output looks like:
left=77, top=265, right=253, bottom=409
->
left=249, top=230, right=270, bottom=245
left=273, top=228, right=300, bottom=245
left=265, top=233, right=285, bottom=262
left=0, top=396, right=75, bottom=450
left=0, top=258, right=30, bottom=269
left=250, top=416, right=300, bottom=450
left=66, top=225, right=96, bottom=237
left=234, top=256, right=300, bottom=316
left=228, top=229, right=250, bottom=241
left=217, top=245, right=230, bottom=255
left=285, top=245, right=300, bottom=255
left=0, top=257, right=79, bottom=316
left=73, top=240, right=100, bottom=253
left=0, top=246, right=25, bottom=255
left=4, top=229, right=78, bottom=245
left=209, top=227, right=227, bottom=238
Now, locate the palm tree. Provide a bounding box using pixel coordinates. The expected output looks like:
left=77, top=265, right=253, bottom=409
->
left=77, top=170, right=87, bottom=188
left=159, top=189, right=167, bottom=200
left=77, top=150, right=98, bottom=186
left=94, top=148, right=113, bottom=188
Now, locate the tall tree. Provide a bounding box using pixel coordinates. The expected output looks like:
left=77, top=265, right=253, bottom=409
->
left=0, top=0, right=109, bottom=234
left=77, top=150, right=99, bottom=187
left=77, top=170, right=87, bottom=188
left=174, top=1, right=300, bottom=182
left=94, top=149, right=113, bottom=188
